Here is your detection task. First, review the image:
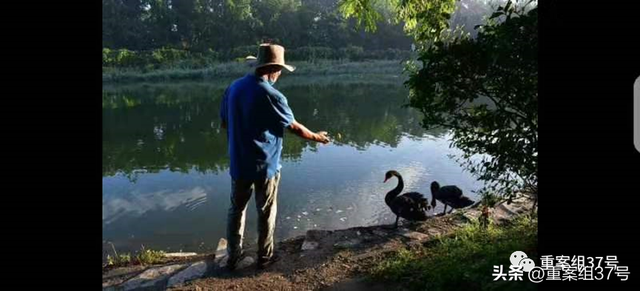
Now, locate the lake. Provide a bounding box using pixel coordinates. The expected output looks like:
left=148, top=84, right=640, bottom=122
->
left=102, top=75, right=484, bottom=257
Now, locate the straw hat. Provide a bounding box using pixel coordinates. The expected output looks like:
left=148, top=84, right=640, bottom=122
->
left=251, top=44, right=296, bottom=72
left=245, top=55, right=257, bottom=67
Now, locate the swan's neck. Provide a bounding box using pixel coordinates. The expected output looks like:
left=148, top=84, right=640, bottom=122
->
left=430, top=184, right=439, bottom=208
left=385, top=175, right=404, bottom=205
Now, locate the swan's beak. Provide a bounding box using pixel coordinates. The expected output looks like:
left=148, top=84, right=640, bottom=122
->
left=383, top=178, right=388, bottom=183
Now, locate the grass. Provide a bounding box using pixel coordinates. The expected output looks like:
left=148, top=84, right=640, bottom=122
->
left=136, top=248, right=166, bottom=265
left=107, top=253, right=132, bottom=266
left=103, top=59, right=406, bottom=84
left=369, top=215, right=538, bottom=291
left=104, top=244, right=166, bottom=268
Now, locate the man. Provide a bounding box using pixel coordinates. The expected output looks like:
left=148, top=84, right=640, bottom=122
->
left=220, top=44, right=330, bottom=270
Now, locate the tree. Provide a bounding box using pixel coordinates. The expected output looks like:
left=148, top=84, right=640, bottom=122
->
left=340, top=0, right=538, bottom=200
left=103, top=0, right=149, bottom=50
left=172, top=0, right=197, bottom=49
left=103, top=0, right=414, bottom=52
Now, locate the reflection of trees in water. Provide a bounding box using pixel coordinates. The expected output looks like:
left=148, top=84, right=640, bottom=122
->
left=102, top=81, right=447, bottom=177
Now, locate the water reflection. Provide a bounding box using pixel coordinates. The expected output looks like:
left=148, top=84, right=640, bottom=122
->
left=103, top=81, right=444, bottom=177
left=102, top=80, right=475, bottom=255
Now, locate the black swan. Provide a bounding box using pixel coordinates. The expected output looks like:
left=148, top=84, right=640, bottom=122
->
left=383, top=170, right=430, bottom=228
left=430, top=181, right=474, bottom=215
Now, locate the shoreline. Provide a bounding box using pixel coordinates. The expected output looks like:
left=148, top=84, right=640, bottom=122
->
left=102, top=194, right=536, bottom=290
left=103, top=60, right=407, bottom=84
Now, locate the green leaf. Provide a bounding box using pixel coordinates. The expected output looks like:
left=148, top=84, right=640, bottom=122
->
left=489, top=12, right=504, bottom=19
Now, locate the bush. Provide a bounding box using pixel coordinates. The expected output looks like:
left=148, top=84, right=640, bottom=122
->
left=136, top=249, right=166, bottom=265
left=102, top=48, right=147, bottom=68
left=103, top=48, right=113, bottom=66
left=151, top=47, right=189, bottom=65
left=407, top=4, right=538, bottom=198
left=115, top=49, right=144, bottom=67
left=223, top=45, right=259, bottom=61
left=103, top=47, right=221, bottom=69
left=102, top=46, right=412, bottom=70
left=339, top=45, right=365, bottom=61
left=106, top=253, right=132, bottom=266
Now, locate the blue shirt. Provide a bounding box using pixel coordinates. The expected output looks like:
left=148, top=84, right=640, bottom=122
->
left=220, top=74, right=296, bottom=180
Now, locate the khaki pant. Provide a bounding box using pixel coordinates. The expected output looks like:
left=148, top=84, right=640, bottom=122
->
left=226, top=172, right=280, bottom=261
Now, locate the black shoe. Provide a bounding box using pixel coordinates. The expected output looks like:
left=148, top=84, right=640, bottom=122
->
left=225, top=252, right=246, bottom=272
left=257, top=254, right=280, bottom=270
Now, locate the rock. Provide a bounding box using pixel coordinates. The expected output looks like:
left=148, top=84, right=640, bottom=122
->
left=493, top=194, right=534, bottom=220
left=218, top=256, right=229, bottom=267
left=103, top=265, right=147, bottom=281
left=490, top=196, right=536, bottom=224
left=214, top=238, right=227, bottom=263
left=167, top=261, right=208, bottom=287
left=165, top=252, right=198, bottom=258
left=236, top=256, right=255, bottom=269
left=426, top=228, right=442, bottom=236
left=350, top=251, right=380, bottom=261
left=372, top=230, right=388, bottom=237
left=308, top=229, right=333, bottom=240
left=459, top=209, right=481, bottom=222
left=496, top=203, right=518, bottom=216
left=121, top=264, right=186, bottom=290
left=301, top=240, right=319, bottom=251
left=406, top=240, right=423, bottom=248
left=398, top=230, right=429, bottom=241
left=361, top=234, right=376, bottom=242
left=218, top=255, right=254, bottom=270
left=334, top=238, right=361, bottom=249
left=301, top=230, right=331, bottom=251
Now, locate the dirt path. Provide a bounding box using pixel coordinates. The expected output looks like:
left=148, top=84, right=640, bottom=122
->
left=169, top=212, right=477, bottom=291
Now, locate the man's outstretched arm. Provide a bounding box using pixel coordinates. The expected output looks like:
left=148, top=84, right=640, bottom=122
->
left=288, top=120, right=330, bottom=144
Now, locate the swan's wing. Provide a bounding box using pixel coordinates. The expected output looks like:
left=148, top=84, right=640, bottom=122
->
left=402, top=192, right=429, bottom=210
left=440, top=186, right=464, bottom=197
left=391, top=195, right=428, bottom=220
left=402, top=192, right=426, bottom=200
left=450, top=195, right=475, bottom=208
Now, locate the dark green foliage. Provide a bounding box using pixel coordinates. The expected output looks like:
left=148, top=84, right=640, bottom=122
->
left=407, top=3, right=537, bottom=198
left=102, top=46, right=413, bottom=71
left=343, top=0, right=538, bottom=199
left=103, top=47, right=218, bottom=69
left=102, top=0, right=413, bottom=52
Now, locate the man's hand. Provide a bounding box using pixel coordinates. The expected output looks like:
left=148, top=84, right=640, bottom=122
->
left=288, top=121, right=331, bottom=144
left=314, top=131, right=330, bottom=144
